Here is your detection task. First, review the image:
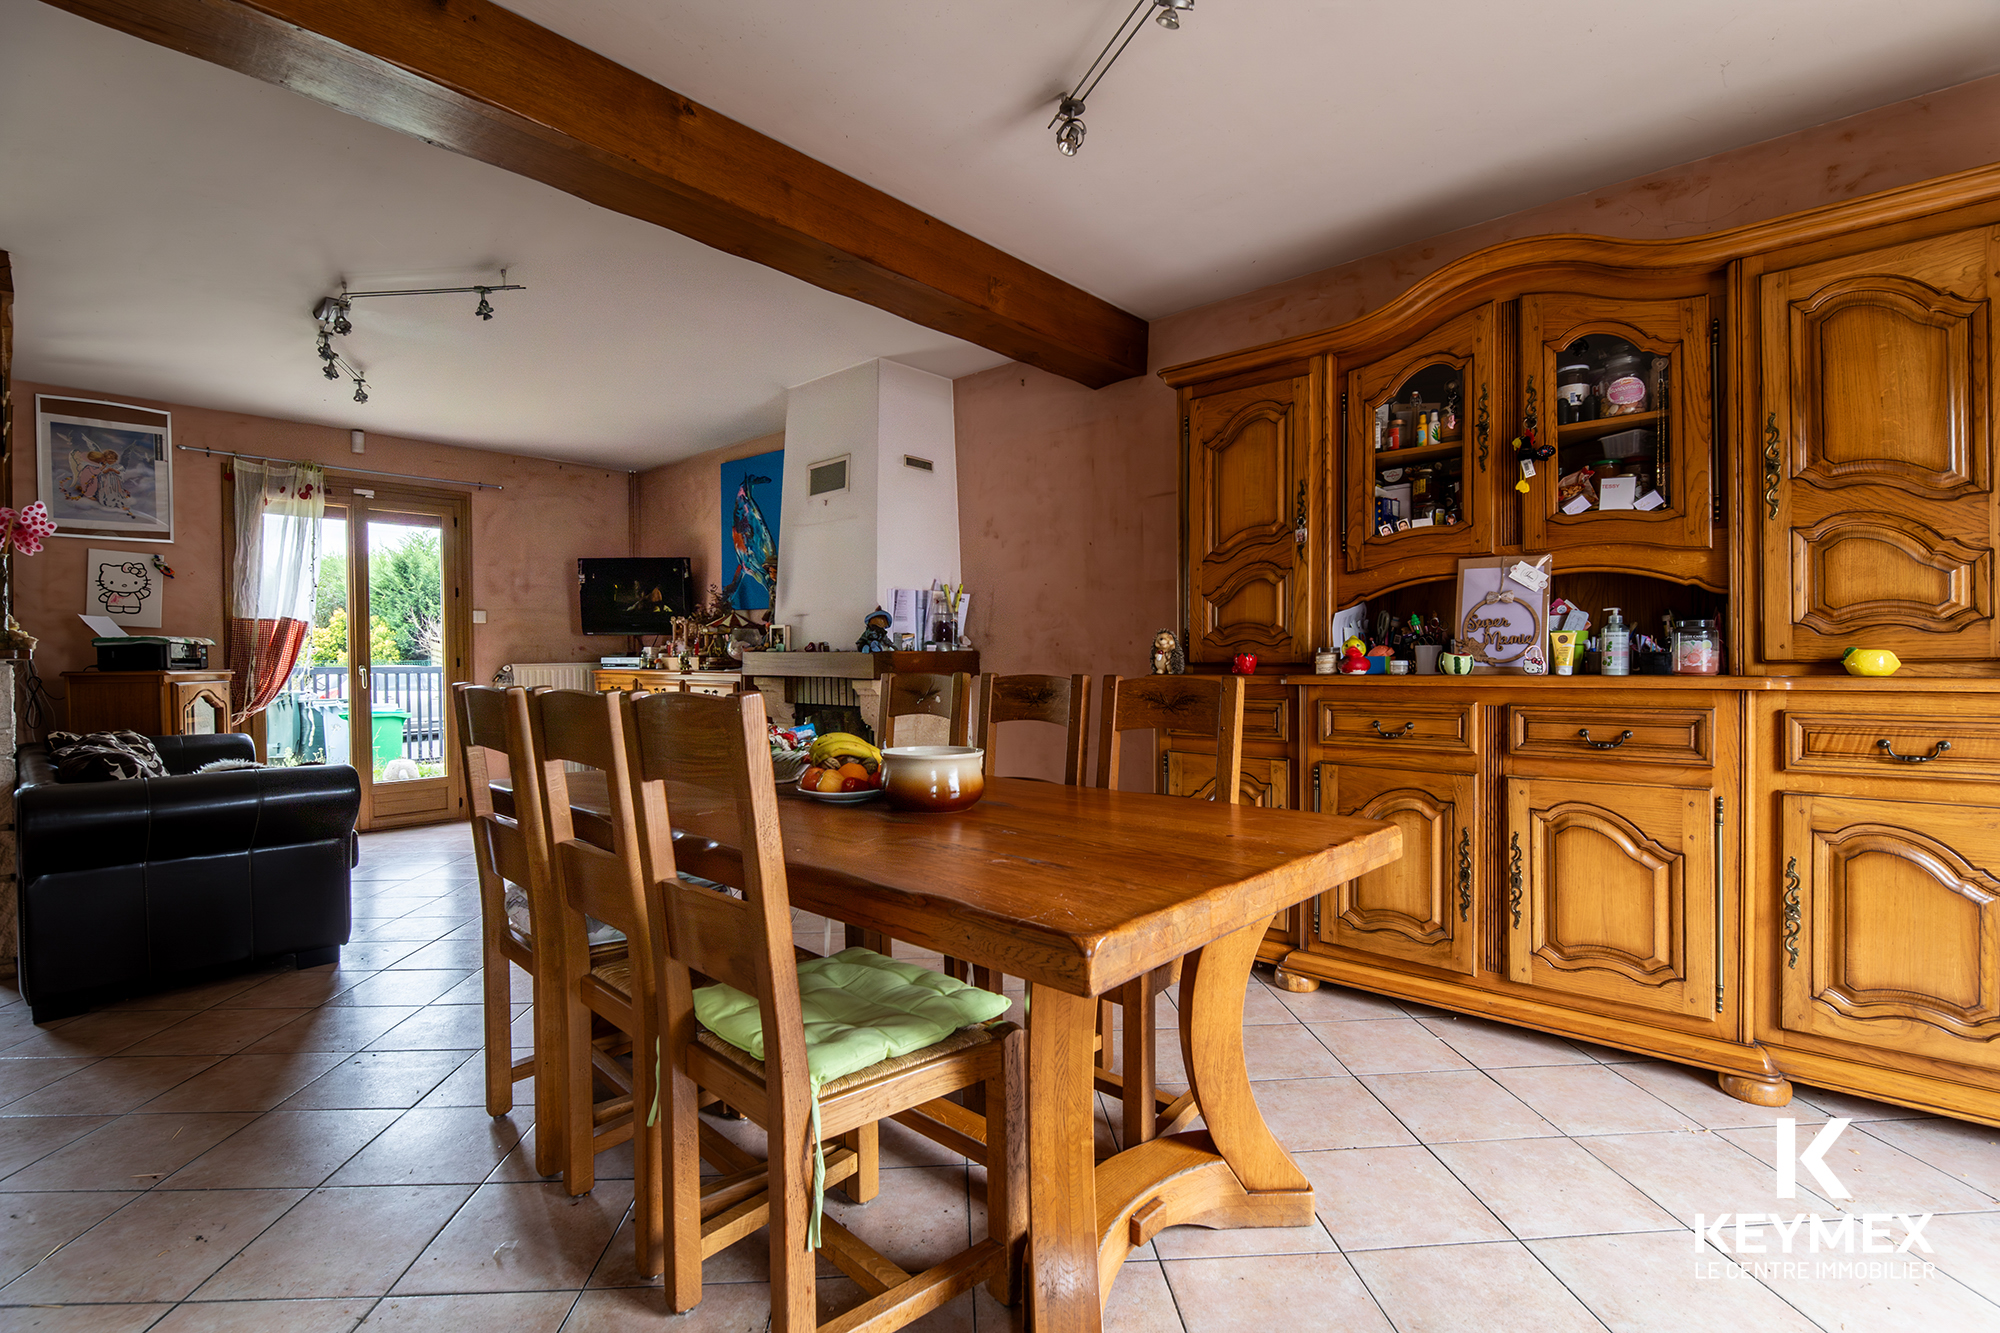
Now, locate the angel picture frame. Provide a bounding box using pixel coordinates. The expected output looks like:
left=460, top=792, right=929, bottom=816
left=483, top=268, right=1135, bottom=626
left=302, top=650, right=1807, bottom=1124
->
left=36, top=396, right=174, bottom=543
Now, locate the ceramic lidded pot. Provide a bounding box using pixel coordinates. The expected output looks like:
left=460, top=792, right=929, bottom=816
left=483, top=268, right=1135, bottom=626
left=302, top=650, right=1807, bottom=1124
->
left=879, top=746, right=986, bottom=812
left=1439, top=652, right=1475, bottom=675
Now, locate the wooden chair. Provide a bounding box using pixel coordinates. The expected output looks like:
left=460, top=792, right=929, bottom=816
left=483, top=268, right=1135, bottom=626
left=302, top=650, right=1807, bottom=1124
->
left=1094, top=672, right=1247, bottom=1147
left=975, top=672, right=1091, bottom=787
left=875, top=671, right=971, bottom=747
left=617, top=687, right=1028, bottom=1328
left=946, top=673, right=1093, bottom=989
left=519, top=688, right=655, bottom=1267
left=454, top=682, right=625, bottom=1176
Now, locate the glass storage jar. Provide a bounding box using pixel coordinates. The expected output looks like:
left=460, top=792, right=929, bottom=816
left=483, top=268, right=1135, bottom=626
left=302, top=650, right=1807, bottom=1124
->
left=1672, top=618, right=1721, bottom=675
left=1602, top=352, right=1649, bottom=416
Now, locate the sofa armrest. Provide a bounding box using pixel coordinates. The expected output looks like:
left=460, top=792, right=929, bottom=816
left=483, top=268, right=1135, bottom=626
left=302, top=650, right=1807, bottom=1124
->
left=153, top=733, right=257, bottom=775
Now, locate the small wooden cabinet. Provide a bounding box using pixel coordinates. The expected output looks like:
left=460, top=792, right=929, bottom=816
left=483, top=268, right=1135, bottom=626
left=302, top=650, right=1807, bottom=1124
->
left=592, top=668, right=745, bottom=696
left=63, top=669, right=234, bottom=737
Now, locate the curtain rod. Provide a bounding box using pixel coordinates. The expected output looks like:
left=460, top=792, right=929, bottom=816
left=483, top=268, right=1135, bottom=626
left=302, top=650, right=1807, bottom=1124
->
left=176, top=445, right=502, bottom=490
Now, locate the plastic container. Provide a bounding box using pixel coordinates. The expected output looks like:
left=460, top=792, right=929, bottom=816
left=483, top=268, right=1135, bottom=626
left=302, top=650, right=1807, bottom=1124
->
left=1673, top=618, right=1721, bottom=675
left=1602, top=352, right=1648, bottom=415
left=1600, top=607, right=1630, bottom=676
left=1599, top=428, right=1653, bottom=459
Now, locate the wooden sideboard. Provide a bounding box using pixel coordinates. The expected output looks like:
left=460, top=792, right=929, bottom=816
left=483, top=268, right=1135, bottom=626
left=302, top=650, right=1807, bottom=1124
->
left=591, top=668, right=744, bottom=696
left=1158, top=163, right=2000, bottom=1126
left=63, top=669, right=233, bottom=737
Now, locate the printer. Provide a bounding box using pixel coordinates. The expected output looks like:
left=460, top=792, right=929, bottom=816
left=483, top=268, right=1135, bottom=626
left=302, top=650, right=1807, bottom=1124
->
left=94, top=635, right=215, bottom=671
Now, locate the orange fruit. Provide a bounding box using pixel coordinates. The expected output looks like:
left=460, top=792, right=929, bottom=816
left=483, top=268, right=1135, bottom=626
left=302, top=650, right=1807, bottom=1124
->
left=837, top=760, right=867, bottom=780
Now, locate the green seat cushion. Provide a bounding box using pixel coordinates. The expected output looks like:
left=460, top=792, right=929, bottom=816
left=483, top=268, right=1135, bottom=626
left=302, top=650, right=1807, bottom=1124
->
left=693, top=947, right=1011, bottom=1090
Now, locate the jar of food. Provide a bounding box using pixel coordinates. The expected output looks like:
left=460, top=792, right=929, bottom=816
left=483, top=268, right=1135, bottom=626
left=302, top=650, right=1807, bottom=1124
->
left=1673, top=618, right=1721, bottom=675
left=1602, top=351, right=1648, bottom=416
left=1593, top=458, right=1624, bottom=480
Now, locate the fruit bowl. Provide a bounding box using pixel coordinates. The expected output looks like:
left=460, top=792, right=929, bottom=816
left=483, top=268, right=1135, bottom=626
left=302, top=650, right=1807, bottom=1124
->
left=795, top=780, right=883, bottom=804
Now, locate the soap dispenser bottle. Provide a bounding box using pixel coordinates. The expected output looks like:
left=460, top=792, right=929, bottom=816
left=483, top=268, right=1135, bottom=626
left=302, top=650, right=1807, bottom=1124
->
left=1601, top=607, right=1630, bottom=676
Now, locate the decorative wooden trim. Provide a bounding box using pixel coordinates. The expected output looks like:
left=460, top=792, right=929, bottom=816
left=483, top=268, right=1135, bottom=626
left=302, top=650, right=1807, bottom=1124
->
left=1160, top=161, right=2000, bottom=387
left=51, top=0, right=1148, bottom=388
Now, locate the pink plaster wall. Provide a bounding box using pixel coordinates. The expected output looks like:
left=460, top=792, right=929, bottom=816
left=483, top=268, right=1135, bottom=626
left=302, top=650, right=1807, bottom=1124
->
left=11, top=380, right=632, bottom=716
left=634, top=429, right=784, bottom=596
left=954, top=72, right=2000, bottom=783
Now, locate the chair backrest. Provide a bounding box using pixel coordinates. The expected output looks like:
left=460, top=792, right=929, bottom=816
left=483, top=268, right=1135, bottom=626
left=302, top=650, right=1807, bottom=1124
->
left=877, top=671, right=971, bottom=748
left=617, top=689, right=813, bottom=1104
left=453, top=682, right=555, bottom=943
left=525, top=688, right=656, bottom=999
left=1095, top=674, right=1246, bottom=803
left=975, top=673, right=1091, bottom=786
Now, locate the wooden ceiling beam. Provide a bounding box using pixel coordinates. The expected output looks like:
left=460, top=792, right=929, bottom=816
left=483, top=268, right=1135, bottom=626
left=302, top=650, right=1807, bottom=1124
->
left=43, top=0, right=1149, bottom=387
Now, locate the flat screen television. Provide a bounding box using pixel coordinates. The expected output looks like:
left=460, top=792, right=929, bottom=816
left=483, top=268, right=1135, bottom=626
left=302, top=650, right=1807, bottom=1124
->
left=578, top=557, right=692, bottom=635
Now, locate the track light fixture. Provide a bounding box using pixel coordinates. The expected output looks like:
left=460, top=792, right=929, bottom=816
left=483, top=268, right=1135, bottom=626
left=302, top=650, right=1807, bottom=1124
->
left=307, top=269, right=524, bottom=402
left=1049, top=0, right=1193, bottom=156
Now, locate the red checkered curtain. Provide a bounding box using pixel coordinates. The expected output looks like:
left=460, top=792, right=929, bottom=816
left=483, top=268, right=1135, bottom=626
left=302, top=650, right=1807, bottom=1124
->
left=227, top=459, right=324, bottom=724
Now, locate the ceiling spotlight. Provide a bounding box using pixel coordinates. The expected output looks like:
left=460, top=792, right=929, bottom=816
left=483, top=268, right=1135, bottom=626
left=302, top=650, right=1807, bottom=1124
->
left=473, top=288, right=495, bottom=320
left=1050, top=0, right=1193, bottom=156
left=1054, top=97, right=1087, bottom=156
left=352, top=376, right=369, bottom=405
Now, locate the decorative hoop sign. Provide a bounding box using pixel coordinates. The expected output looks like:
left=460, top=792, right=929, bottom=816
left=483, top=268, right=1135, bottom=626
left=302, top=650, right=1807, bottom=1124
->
left=1454, top=555, right=1551, bottom=673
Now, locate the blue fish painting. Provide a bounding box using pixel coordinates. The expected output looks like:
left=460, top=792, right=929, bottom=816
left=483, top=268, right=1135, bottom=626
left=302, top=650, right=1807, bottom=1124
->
left=719, top=450, right=783, bottom=610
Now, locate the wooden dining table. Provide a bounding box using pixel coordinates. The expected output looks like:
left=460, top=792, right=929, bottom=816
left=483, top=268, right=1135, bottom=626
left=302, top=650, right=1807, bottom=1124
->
left=536, top=773, right=1400, bottom=1332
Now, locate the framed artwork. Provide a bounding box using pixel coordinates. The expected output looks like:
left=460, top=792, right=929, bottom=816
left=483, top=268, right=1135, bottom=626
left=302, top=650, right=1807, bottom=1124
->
left=1453, top=555, right=1551, bottom=673
left=719, top=448, right=783, bottom=610
left=84, top=548, right=164, bottom=628
left=36, top=395, right=174, bottom=542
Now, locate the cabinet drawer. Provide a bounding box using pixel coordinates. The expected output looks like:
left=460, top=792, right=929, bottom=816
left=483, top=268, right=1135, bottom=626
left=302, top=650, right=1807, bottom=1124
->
left=1169, top=695, right=1289, bottom=743
left=1318, top=700, right=1477, bottom=755
left=1508, top=706, right=1712, bottom=767
left=1785, top=712, right=2000, bottom=781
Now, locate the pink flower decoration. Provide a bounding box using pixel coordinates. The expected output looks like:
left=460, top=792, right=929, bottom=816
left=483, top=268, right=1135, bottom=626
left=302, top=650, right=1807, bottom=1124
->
left=0, top=501, right=56, bottom=556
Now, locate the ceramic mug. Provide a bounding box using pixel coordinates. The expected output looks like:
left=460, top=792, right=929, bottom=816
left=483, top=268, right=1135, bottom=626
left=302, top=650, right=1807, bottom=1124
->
left=1414, top=645, right=1442, bottom=675
left=1231, top=654, right=1258, bottom=675
left=1439, top=652, right=1475, bottom=675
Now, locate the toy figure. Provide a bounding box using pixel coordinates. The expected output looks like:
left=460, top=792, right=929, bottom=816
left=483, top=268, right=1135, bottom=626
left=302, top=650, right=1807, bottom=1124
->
left=856, top=607, right=895, bottom=653
left=1150, top=629, right=1186, bottom=675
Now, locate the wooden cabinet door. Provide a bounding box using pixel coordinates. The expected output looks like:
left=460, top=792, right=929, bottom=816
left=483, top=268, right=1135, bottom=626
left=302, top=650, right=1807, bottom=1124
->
left=1312, top=761, right=1477, bottom=976
left=1345, top=304, right=1495, bottom=577
left=1520, top=292, right=1714, bottom=560
left=1778, top=793, right=2000, bottom=1071
left=1759, top=227, right=2000, bottom=662
left=1164, top=752, right=1288, bottom=808
left=1506, top=777, right=1719, bottom=1020
left=1185, top=373, right=1314, bottom=663
left=174, top=682, right=229, bottom=736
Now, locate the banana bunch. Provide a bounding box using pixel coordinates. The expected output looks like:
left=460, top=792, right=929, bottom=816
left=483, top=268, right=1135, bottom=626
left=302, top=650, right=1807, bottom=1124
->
left=800, top=732, right=883, bottom=795
left=808, top=732, right=881, bottom=769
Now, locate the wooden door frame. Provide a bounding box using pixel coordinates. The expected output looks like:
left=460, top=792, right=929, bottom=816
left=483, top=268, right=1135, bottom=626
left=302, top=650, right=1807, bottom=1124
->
left=326, top=476, right=473, bottom=830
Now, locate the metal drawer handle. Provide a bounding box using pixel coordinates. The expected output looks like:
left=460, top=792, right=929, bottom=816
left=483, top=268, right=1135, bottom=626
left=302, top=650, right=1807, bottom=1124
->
left=1577, top=728, right=1634, bottom=750
left=1370, top=720, right=1416, bottom=739
left=1878, top=738, right=1951, bottom=764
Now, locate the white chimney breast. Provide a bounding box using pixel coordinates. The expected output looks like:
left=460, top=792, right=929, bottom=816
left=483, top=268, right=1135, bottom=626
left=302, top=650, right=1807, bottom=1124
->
left=776, top=360, right=959, bottom=646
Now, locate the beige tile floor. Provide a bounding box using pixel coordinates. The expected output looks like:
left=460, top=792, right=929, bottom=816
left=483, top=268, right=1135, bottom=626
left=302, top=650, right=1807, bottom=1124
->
left=3, top=822, right=1999, bottom=1331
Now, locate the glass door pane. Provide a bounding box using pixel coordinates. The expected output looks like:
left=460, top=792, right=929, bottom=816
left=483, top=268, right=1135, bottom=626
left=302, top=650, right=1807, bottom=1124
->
left=365, top=515, right=447, bottom=785
left=269, top=508, right=350, bottom=766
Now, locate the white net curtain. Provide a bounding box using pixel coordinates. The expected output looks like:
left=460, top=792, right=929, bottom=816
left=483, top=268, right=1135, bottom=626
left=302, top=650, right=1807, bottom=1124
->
left=227, top=459, right=324, bottom=725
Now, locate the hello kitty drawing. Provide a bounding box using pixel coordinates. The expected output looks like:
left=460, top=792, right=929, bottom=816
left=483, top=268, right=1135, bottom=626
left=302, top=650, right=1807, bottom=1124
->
left=97, top=562, right=151, bottom=616
left=85, top=549, right=164, bottom=628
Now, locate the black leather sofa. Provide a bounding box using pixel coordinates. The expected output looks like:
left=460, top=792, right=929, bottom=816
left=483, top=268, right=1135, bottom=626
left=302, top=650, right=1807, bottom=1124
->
left=14, top=733, right=361, bottom=1023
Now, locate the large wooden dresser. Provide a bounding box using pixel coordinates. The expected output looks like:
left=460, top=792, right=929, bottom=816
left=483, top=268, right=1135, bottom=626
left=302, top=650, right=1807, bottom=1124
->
left=1159, top=163, right=2000, bottom=1126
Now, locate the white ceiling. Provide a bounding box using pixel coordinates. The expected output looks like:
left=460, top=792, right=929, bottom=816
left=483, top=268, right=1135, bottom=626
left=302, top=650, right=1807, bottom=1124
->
left=0, top=0, right=1007, bottom=469
left=5, top=0, right=1999, bottom=468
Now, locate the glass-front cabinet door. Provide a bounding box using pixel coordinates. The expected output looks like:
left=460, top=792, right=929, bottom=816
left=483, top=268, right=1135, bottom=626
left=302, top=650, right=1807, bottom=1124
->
left=1345, top=304, right=1494, bottom=579
left=1518, top=293, right=1715, bottom=570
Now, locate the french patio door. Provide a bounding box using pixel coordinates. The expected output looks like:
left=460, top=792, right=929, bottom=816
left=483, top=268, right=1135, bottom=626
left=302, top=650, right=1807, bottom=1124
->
left=323, top=479, right=471, bottom=831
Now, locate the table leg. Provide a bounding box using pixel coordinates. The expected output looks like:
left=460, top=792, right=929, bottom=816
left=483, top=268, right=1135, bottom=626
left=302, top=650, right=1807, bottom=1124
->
left=1027, top=983, right=1102, bottom=1333
left=1177, top=919, right=1313, bottom=1201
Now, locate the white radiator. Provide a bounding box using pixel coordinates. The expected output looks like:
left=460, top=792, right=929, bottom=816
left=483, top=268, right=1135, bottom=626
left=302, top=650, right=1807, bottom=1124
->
left=497, top=662, right=597, bottom=771
left=504, top=662, right=595, bottom=691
